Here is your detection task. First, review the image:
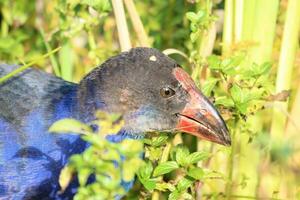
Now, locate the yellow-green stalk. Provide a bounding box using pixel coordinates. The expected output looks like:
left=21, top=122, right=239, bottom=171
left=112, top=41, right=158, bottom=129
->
left=270, top=0, right=300, bottom=139
left=246, top=0, right=279, bottom=64
left=0, top=47, right=61, bottom=84
left=222, top=0, right=234, bottom=56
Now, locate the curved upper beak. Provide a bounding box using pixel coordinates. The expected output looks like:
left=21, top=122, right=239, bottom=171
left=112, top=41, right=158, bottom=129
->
left=173, top=67, right=231, bottom=146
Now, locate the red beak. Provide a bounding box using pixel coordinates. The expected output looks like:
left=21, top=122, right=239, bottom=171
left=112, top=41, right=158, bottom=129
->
left=173, top=68, right=231, bottom=146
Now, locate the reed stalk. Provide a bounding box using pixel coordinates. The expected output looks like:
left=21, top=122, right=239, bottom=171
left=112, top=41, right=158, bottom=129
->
left=111, top=0, right=132, bottom=51
left=124, top=0, right=149, bottom=47
left=270, top=0, right=300, bottom=139
left=222, top=0, right=234, bottom=56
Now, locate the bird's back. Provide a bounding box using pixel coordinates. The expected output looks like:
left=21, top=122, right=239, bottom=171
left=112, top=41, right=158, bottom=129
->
left=0, top=64, right=74, bottom=125
left=0, top=64, right=87, bottom=199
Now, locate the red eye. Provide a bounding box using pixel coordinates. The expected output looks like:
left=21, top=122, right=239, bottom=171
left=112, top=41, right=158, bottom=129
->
left=160, top=86, right=175, bottom=98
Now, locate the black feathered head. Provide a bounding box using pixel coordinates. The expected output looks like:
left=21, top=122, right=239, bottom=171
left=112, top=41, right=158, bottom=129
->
left=79, top=48, right=231, bottom=146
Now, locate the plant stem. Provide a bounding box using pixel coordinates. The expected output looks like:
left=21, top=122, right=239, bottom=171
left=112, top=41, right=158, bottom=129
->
left=222, top=0, right=234, bottom=56
left=270, top=0, right=300, bottom=139
left=59, top=41, right=74, bottom=82
left=151, top=142, right=172, bottom=200
left=111, top=0, right=132, bottom=51
left=0, top=47, right=61, bottom=84
left=124, top=0, right=149, bottom=47
left=225, top=128, right=236, bottom=200
left=233, top=0, right=243, bottom=42
left=286, top=81, right=300, bottom=137
left=1, top=20, right=8, bottom=37
left=241, top=0, right=256, bottom=42
left=40, top=29, right=61, bottom=76
left=247, top=0, right=279, bottom=64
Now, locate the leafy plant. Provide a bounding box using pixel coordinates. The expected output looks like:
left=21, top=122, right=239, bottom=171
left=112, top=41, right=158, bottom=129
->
left=50, top=112, right=144, bottom=200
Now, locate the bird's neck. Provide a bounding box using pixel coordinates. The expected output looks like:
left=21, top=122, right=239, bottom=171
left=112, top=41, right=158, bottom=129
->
left=59, top=84, right=139, bottom=143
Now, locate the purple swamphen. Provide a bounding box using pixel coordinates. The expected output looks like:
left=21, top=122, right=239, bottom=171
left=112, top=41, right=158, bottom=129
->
left=0, top=48, right=230, bottom=199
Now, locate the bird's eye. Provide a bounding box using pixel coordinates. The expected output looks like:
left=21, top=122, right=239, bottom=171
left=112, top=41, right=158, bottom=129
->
left=160, top=86, right=175, bottom=98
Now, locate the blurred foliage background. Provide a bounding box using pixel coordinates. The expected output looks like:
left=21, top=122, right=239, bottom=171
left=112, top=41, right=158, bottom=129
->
left=0, top=0, right=300, bottom=199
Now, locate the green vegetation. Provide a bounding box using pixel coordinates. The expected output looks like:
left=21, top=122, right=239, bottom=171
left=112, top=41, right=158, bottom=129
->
left=1, top=0, right=299, bottom=199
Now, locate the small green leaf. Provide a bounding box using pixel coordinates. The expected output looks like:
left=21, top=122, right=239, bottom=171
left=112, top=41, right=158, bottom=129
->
left=123, top=158, right=143, bottom=182
left=256, top=62, right=272, bottom=75
left=177, top=177, right=193, bottom=192
left=196, top=10, right=205, bottom=21
left=78, top=168, right=92, bottom=186
left=49, top=118, right=92, bottom=134
left=186, top=151, right=210, bottom=165
left=137, top=162, right=157, bottom=191
left=138, top=161, right=153, bottom=180
left=202, top=78, right=219, bottom=96
left=230, top=84, right=243, bottom=103
left=215, top=96, right=235, bottom=107
left=155, top=182, right=176, bottom=192
left=168, top=190, right=180, bottom=200
left=59, top=165, right=74, bottom=192
left=186, top=12, right=198, bottom=22
left=141, top=179, right=157, bottom=191
left=118, top=139, right=144, bottom=156
left=187, top=167, right=204, bottom=180
left=144, top=134, right=169, bottom=147
left=181, top=192, right=193, bottom=200
left=175, top=145, right=190, bottom=166
left=207, top=55, right=221, bottom=70
left=190, top=31, right=199, bottom=42
left=153, top=161, right=179, bottom=177
left=236, top=102, right=249, bottom=114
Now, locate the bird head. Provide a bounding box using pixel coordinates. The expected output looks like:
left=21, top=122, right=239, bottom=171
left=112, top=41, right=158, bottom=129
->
left=79, top=48, right=231, bottom=146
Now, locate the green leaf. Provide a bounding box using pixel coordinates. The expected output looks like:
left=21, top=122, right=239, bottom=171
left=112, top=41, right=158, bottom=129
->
left=155, top=182, right=176, bottom=192
left=230, top=84, right=243, bottom=103
left=49, top=118, right=92, bottom=134
left=245, top=62, right=272, bottom=77
left=81, top=0, right=111, bottom=12
left=186, top=12, right=198, bottom=21
left=187, top=167, right=204, bottom=180
left=207, top=55, right=221, bottom=70
left=220, top=54, right=244, bottom=75
left=236, top=102, right=249, bottom=114
left=118, top=139, right=144, bottom=156
left=190, top=31, right=199, bottom=42
left=78, top=168, right=92, bottom=186
left=146, top=146, right=163, bottom=161
left=215, top=96, right=235, bottom=107
left=186, top=151, right=210, bottom=165
left=168, top=190, right=180, bottom=200
left=144, top=134, right=169, bottom=147
left=175, top=145, right=190, bottom=166
left=181, top=192, right=193, bottom=200
left=177, top=177, right=193, bottom=192
left=59, top=165, right=74, bottom=192
left=202, top=78, right=219, bottom=96
left=196, top=10, right=205, bottom=21
left=138, top=162, right=153, bottom=180
left=100, top=148, right=120, bottom=162
left=81, top=134, right=105, bottom=148
left=137, top=162, right=157, bottom=191
left=256, top=62, right=272, bottom=76
left=123, top=158, right=143, bottom=182
left=141, top=179, right=157, bottom=191
left=153, top=161, right=179, bottom=177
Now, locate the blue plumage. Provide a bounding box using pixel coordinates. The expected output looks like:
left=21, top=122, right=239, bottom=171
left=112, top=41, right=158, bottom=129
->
left=0, top=64, right=121, bottom=199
